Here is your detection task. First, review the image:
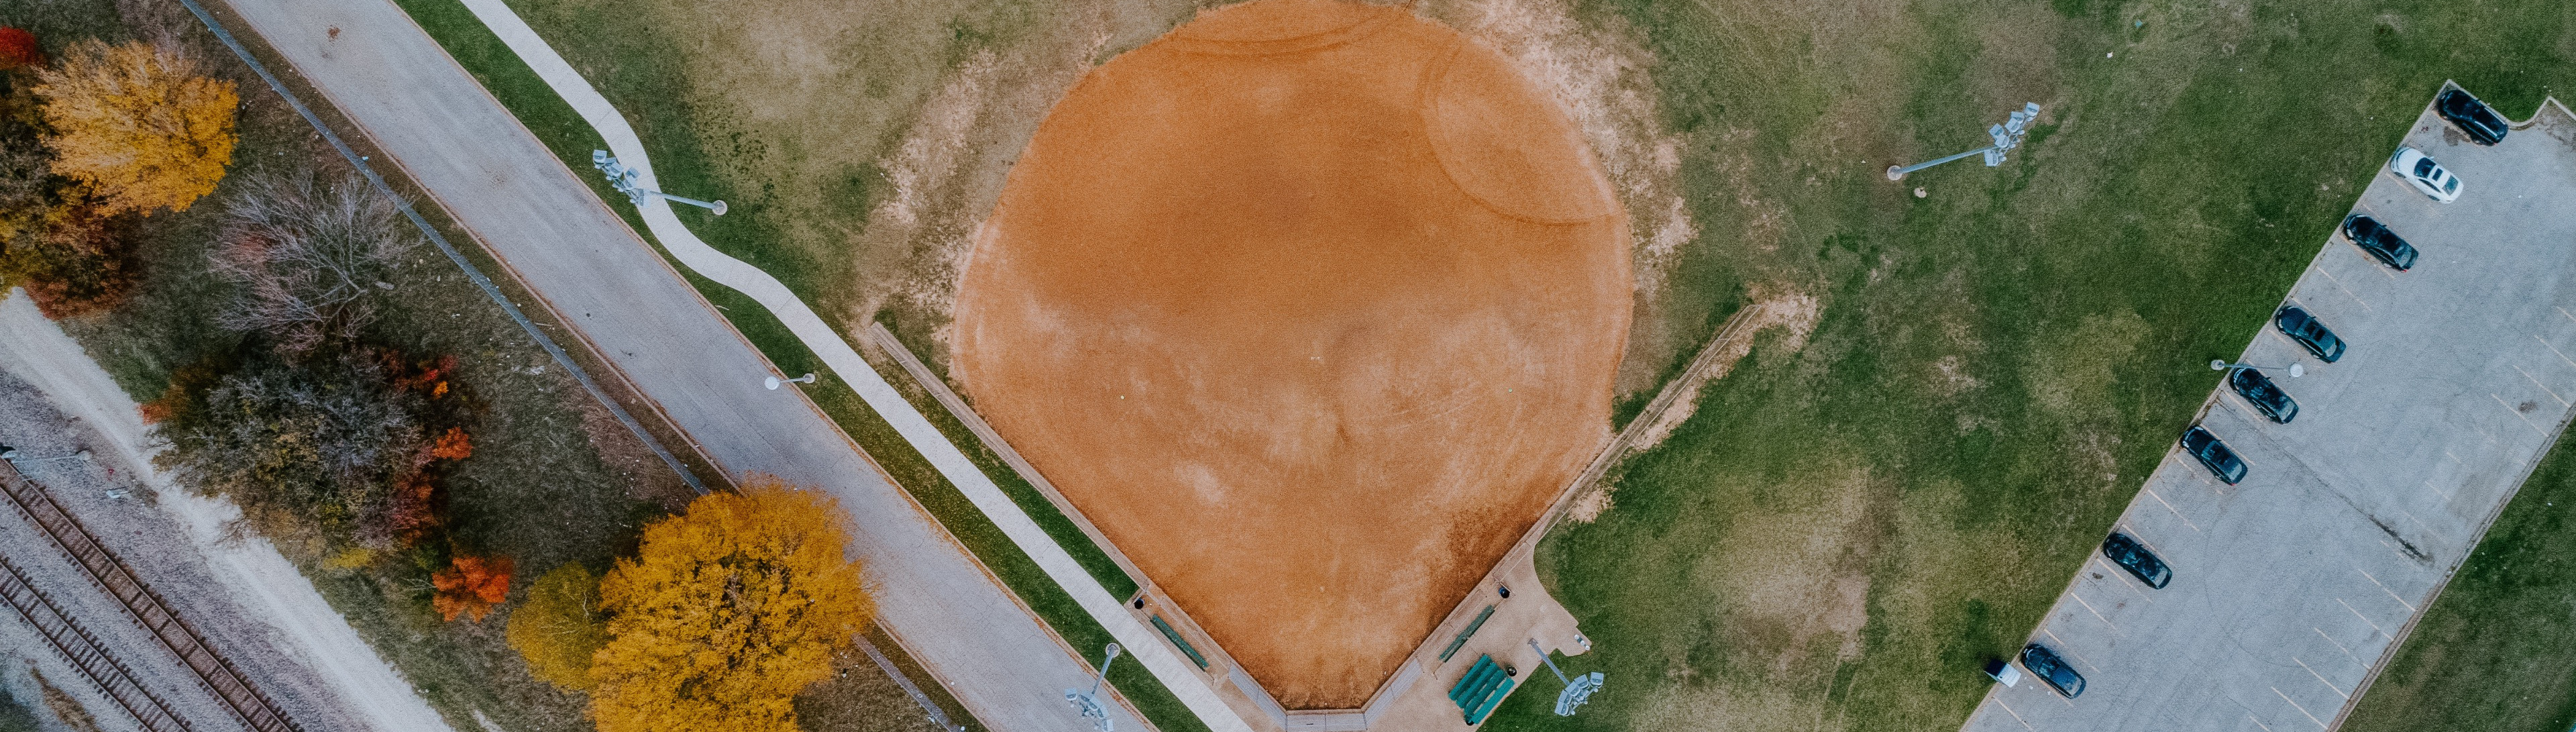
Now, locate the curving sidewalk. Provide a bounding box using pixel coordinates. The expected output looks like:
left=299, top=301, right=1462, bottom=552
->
left=449, top=3, right=1253, bottom=732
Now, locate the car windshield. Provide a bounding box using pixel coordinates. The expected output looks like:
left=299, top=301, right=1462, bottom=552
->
left=2445, top=178, right=2459, bottom=193
left=2415, top=158, right=2437, bottom=176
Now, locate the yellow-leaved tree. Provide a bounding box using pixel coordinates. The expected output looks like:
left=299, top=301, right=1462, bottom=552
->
left=34, top=40, right=237, bottom=215
left=590, top=477, right=873, bottom=732
left=506, top=563, right=606, bottom=691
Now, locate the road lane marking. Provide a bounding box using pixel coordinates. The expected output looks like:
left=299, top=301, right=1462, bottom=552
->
left=2338, top=597, right=2392, bottom=640
left=2314, top=627, right=2366, bottom=669
left=2066, top=592, right=2123, bottom=633
left=1991, top=698, right=2035, bottom=731
left=2294, top=657, right=2349, bottom=699
left=2491, top=393, right=2548, bottom=435
left=2271, top=686, right=2330, bottom=729
left=2514, top=363, right=2571, bottom=407
left=2356, top=567, right=2418, bottom=613
left=2141, top=486, right=2201, bottom=531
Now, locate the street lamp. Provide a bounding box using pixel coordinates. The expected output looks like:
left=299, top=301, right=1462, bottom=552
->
left=592, top=150, right=727, bottom=215
left=1887, top=102, right=2043, bottom=180
left=1065, top=643, right=1120, bottom=732
left=765, top=373, right=817, bottom=390
left=0, top=446, right=89, bottom=464
left=2211, top=360, right=2304, bottom=378
left=1527, top=639, right=1603, bottom=717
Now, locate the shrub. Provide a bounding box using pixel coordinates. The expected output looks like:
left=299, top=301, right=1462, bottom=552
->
left=508, top=564, right=607, bottom=691
left=33, top=40, right=236, bottom=215
left=590, top=478, right=874, bottom=732
left=0, top=197, right=136, bottom=318
left=432, top=553, right=513, bottom=623
left=0, top=28, right=40, bottom=70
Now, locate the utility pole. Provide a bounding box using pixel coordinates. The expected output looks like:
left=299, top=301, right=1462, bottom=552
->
left=1887, top=102, right=2043, bottom=180
left=1064, top=643, right=1121, bottom=732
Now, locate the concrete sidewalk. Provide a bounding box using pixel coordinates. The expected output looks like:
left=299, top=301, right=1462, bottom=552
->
left=206, top=0, right=1146, bottom=729
left=1964, top=95, right=2576, bottom=732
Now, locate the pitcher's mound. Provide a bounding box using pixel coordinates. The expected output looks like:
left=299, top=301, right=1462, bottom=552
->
left=952, top=0, right=1629, bottom=709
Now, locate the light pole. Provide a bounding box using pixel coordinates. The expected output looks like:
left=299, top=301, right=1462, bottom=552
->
left=1065, top=643, right=1120, bottom=732
left=2210, top=360, right=2304, bottom=378
left=765, top=373, right=817, bottom=390
left=1888, top=102, right=2043, bottom=180
left=1527, top=639, right=1603, bottom=717
left=0, top=446, right=89, bottom=464
left=592, top=150, right=727, bottom=215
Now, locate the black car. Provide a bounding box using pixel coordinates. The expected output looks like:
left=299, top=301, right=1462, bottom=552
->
left=2101, top=532, right=2173, bottom=588
left=2229, top=366, right=2299, bottom=423
left=2180, top=425, right=2247, bottom=485
left=2273, top=305, right=2346, bottom=363
left=2341, top=214, right=2418, bottom=271
left=2020, top=643, right=2086, bottom=698
left=2437, top=88, right=2508, bottom=146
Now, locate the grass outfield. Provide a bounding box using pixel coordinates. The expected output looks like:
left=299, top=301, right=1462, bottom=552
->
left=2341, top=428, right=2576, bottom=732
left=1479, top=1, right=2576, bottom=731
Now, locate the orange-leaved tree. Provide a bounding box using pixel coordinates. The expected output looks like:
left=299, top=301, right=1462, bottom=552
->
left=431, top=554, right=513, bottom=622
left=33, top=40, right=236, bottom=215
left=590, top=477, right=873, bottom=732
left=506, top=563, right=606, bottom=691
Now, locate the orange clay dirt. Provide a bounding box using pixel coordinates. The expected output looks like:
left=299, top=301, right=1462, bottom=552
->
left=951, top=0, right=1629, bottom=709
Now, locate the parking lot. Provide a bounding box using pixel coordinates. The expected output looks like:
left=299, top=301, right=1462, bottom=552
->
left=1964, top=92, right=2576, bottom=732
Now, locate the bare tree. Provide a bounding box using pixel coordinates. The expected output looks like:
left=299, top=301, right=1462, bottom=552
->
left=210, top=168, right=418, bottom=350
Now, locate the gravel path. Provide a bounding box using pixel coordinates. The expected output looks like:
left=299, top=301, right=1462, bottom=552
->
left=0, top=288, right=455, bottom=732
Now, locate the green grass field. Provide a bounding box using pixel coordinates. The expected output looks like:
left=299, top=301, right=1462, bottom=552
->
left=1477, top=0, right=2576, bottom=729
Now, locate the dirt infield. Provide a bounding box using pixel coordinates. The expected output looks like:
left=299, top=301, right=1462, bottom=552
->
left=951, top=0, right=1629, bottom=709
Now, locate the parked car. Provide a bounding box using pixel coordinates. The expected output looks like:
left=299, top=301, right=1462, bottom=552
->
left=2341, top=213, right=2418, bottom=271
left=2273, top=305, right=2347, bottom=362
left=2436, top=87, right=2509, bottom=146
left=2390, top=146, right=2463, bottom=202
left=2229, top=366, right=2298, bottom=423
left=2101, top=532, right=2173, bottom=588
left=2180, top=425, right=2247, bottom=484
left=2020, top=643, right=2087, bottom=698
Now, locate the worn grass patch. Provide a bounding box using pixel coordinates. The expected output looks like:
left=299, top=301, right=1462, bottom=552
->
left=2341, top=429, right=2576, bottom=732
left=1482, top=0, right=2576, bottom=730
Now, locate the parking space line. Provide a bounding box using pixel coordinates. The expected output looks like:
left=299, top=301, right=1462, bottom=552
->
left=2271, top=686, right=2330, bottom=729
left=2355, top=568, right=2418, bottom=613
left=2039, top=628, right=2102, bottom=674
left=2394, top=507, right=2453, bottom=549
left=2424, top=478, right=2455, bottom=501
left=2491, top=393, right=2548, bottom=435
left=2091, top=557, right=2156, bottom=602
left=2536, top=334, right=2576, bottom=371
left=2514, top=364, right=2569, bottom=407
left=2313, top=627, right=2365, bottom=669
left=2311, top=266, right=2373, bottom=311
left=1990, top=698, right=2035, bottom=732
left=2337, top=597, right=2392, bottom=640
left=2246, top=713, right=2275, bottom=732
left=2065, top=593, right=2124, bottom=634
left=2141, top=486, right=2201, bottom=531
left=2557, top=306, right=2576, bottom=328
left=2292, top=657, right=2349, bottom=699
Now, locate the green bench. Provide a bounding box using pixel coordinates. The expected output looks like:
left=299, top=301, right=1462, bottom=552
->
left=1447, top=654, right=1515, bottom=725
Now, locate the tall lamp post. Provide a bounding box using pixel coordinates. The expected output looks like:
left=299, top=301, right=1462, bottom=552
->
left=2211, top=360, right=2304, bottom=378
left=1888, top=102, right=2043, bottom=180
left=592, top=150, right=727, bottom=215
left=1527, top=639, right=1603, bottom=717
left=1065, top=643, right=1120, bottom=732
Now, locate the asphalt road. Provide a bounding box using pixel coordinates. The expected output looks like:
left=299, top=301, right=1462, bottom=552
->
left=1964, top=97, right=2576, bottom=732
left=207, top=1, right=1146, bottom=729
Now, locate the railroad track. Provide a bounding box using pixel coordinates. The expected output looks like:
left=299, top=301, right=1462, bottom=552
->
left=0, top=554, right=195, bottom=731
left=0, top=460, right=304, bottom=732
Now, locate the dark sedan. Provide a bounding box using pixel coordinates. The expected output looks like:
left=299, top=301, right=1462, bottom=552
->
left=2230, top=367, right=2298, bottom=423
left=2274, top=305, right=2346, bottom=363
left=2437, top=87, right=2508, bottom=146
left=2180, top=425, right=2247, bottom=484
left=2342, top=213, right=2418, bottom=271
left=2021, top=643, right=2086, bottom=698
left=2102, top=532, right=2172, bottom=588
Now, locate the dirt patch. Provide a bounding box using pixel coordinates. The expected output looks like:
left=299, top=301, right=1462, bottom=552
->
left=951, top=0, right=1630, bottom=709
left=1627, top=283, right=1821, bottom=454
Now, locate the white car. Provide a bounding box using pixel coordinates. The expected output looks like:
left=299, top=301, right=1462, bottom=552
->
left=2390, top=146, right=2461, bottom=202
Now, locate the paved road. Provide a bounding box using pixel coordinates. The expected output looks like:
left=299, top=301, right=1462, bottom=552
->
left=209, top=1, right=1150, bottom=729
left=1964, top=97, right=2576, bottom=732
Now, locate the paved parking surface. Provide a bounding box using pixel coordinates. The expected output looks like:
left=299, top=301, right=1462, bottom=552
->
left=1963, top=95, right=2576, bottom=732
